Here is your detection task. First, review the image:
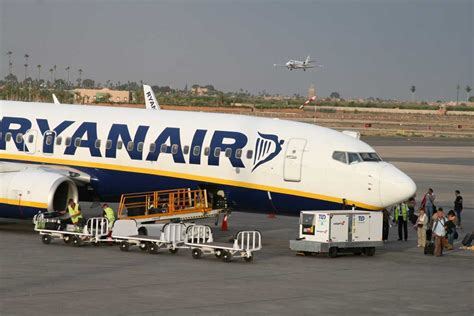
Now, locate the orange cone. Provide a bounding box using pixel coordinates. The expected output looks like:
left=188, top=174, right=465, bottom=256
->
left=268, top=213, right=276, bottom=218
left=221, top=214, right=228, bottom=231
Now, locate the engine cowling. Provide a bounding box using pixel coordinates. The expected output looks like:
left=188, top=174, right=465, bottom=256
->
left=0, top=169, right=78, bottom=218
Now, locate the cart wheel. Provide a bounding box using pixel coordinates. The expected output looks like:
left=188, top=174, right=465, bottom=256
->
left=148, top=243, right=159, bottom=254
left=222, top=250, right=232, bottom=262
left=139, top=242, right=149, bottom=252
left=72, top=236, right=82, bottom=247
left=169, top=248, right=179, bottom=254
left=120, top=242, right=130, bottom=252
left=215, top=249, right=223, bottom=258
left=328, top=247, right=338, bottom=258
left=244, top=255, right=253, bottom=262
left=42, top=235, right=52, bottom=244
left=364, top=247, right=376, bottom=256
left=93, top=241, right=101, bottom=247
left=63, top=235, right=72, bottom=244
left=192, top=248, right=202, bottom=259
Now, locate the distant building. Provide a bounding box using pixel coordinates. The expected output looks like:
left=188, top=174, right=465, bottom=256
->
left=191, top=86, right=209, bottom=96
left=74, top=88, right=130, bottom=103
left=308, top=84, right=316, bottom=99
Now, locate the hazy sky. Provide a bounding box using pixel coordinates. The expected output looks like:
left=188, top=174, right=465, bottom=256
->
left=1, top=0, right=472, bottom=101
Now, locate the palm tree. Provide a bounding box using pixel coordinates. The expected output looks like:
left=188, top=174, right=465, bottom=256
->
left=465, top=85, right=472, bottom=101
left=24, top=63, right=28, bottom=81
left=78, top=68, right=83, bottom=87
left=49, top=68, right=53, bottom=85
left=7, top=51, right=13, bottom=74
left=24, top=54, right=29, bottom=80
left=456, top=84, right=460, bottom=105
left=410, top=85, right=416, bottom=102
left=65, top=66, right=70, bottom=85
left=37, top=64, right=41, bottom=81
left=53, top=65, right=57, bottom=82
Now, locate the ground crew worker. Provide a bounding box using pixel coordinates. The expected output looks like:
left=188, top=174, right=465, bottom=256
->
left=394, top=201, right=409, bottom=241
left=102, top=204, right=115, bottom=226
left=61, top=199, right=83, bottom=227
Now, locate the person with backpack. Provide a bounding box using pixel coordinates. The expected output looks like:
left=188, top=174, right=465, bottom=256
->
left=421, top=188, right=436, bottom=220
left=445, top=210, right=457, bottom=250
left=454, top=190, right=463, bottom=228
left=432, top=208, right=447, bottom=257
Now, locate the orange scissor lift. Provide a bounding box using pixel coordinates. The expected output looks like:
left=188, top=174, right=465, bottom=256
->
left=118, top=188, right=224, bottom=223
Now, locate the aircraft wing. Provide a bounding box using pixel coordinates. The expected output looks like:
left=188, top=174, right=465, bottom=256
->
left=143, top=85, right=160, bottom=110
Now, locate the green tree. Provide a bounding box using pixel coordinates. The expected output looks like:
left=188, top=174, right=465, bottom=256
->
left=37, top=64, right=41, bottom=82
left=330, top=92, right=340, bottom=99
left=82, top=79, right=95, bottom=88
left=465, top=85, right=471, bottom=101
left=410, top=85, right=416, bottom=102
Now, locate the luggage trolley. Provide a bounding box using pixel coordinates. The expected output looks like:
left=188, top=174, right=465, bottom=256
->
left=185, top=225, right=262, bottom=262
left=34, top=213, right=110, bottom=247
left=111, top=219, right=190, bottom=254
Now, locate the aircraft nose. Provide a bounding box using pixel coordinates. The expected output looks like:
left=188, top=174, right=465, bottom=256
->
left=379, top=164, right=416, bottom=207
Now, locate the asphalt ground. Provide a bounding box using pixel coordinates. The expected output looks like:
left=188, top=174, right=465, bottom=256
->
left=1, top=139, right=473, bottom=315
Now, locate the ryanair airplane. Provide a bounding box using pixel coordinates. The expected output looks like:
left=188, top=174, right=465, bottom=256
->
left=0, top=98, right=416, bottom=219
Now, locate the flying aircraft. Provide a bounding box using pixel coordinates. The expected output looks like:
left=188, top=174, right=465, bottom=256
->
left=274, top=55, right=322, bottom=71
left=0, top=98, right=416, bottom=219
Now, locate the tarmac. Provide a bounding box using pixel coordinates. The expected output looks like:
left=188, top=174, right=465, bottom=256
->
left=1, top=137, right=473, bottom=315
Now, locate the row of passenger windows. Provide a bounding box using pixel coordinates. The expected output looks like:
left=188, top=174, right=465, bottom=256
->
left=332, top=151, right=381, bottom=164
left=1, top=132, right=254, bottom=159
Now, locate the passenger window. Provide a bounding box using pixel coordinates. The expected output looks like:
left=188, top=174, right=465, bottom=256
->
left=348, top=152, right=362, bottom=164
left=149, top=143, right=156, bottom=153
left=117, top=140, right=123, bottom=150
left=160, top=144, right=167, bottom=153
left=28, top=134, right=34, bottom=143
left=246, top=150, right=253, bottom=159
left=171, top=144, right=178, bottom=154
left=127, top=141, right=134, bottom=151
left=225, top=148, right=232, bottom=158
left=332, top=151, right=347, bottom=164
left=106, top=140, right=112, bottom=150
left=16, top=133, right=23, bottom=143
left=56, top=137, right=62, bottom=145
left=137, top=142, right=144, bottom=152
left=193, top=146, right=201, bottom=156
left=235, top=148, right=242, bottom=159
left=95, top=139, right=101, bottom=149
left=183, top=145, right=190, bottom=155
left=45, top=135, right=53, bottom=146
left=65, top=137, right=71, bottom=146
left=204, top=147, right=210, bottom=156
left=214, top=147, right=221, bottom=157
left=5, top=133, right=12, bottom=141
left=74, top=137, right=81, bottom=147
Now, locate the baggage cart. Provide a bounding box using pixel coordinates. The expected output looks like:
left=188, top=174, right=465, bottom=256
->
left=111, top=219, right=190, bottom=254
left=290, top=210, right=383, bottom=258
left=184, top=225, right=262, bottom=262
left=34, top=213, right=110, bottom=247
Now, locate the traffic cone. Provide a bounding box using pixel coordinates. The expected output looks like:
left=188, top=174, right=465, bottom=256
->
left=221, top=214, right=228, bottom=231
left=267, top=212, right=276, bottom=218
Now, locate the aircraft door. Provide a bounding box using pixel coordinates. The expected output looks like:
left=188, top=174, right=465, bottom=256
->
left=42, top=130, right=56, bottom=155
left=23, top=130, right=38, bottom=154
left=283, top=138, right=307, bottom=182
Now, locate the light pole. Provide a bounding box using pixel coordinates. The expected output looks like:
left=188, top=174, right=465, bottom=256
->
left=456, top=85, right=460, bottom=105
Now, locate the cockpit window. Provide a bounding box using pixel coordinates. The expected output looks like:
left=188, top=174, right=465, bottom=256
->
left=332, top=151, right=347, bottom=164
left=348, top=152, right=362, bottom=164
left=359, top=152, right=382, bottom=162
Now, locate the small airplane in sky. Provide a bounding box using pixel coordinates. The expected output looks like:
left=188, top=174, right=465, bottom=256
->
left=274, top=55, right=322, bottom=71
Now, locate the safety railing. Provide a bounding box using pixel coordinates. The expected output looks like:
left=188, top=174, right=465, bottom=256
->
left=118, top=188, right=210, bottom=220
left=235, top=231, right=262, bottom=251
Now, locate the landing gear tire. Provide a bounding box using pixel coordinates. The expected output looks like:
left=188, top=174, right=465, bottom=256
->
left=192, top=248, right=202, bottom=259
left=222, top=250, right=232, bottom=262
left=72, top=236, right=82, bottom=247
left=169, top=248, right=178, bottom=254
left=328, top=247, right=338, bottom=258
left=42, top=235, right=52, bottom=244
left=364, top=247, right=376, bottom=256
left=148, top=243, right=159, bottom=254
left=120, top=241, right=130, bottom=252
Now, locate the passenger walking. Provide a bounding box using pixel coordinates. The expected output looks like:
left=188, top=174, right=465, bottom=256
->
left=102, top=204, right=115, bottom=226
left=421, top=188, right=436, bottom=219
left=382, top=208, right=390, bottom=242
left=416, top=208, right=428, bottom=247
left=407, top=196, right=417, bottom=224
left=394, top=201, right=409, bottom=241
left=454, top=190, right=463, bottom=227
left=432, top=208, right=447, bottom=257
left=445, top=210, right=457, bottom=250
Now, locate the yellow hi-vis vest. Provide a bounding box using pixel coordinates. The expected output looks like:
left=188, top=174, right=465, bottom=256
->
left=104, top=207, right=115, bottom=225
left=394, top=203, right=408, bottom=221
left=68, top=204, right=83, bottom=224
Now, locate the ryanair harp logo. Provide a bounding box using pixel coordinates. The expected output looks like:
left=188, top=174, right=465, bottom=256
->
left=252, top=132, right=284, bottom=172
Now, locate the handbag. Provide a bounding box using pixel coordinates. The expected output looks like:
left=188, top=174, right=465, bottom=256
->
left=454, top=231, right=459, bottom=240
